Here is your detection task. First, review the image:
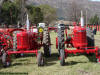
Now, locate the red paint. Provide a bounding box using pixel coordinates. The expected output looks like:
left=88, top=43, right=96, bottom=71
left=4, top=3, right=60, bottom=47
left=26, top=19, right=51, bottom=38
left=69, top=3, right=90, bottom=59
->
left=56, top=37, right=58, bottom=49
left=7, top=50, right=38, bottom=55
left=72, top=26, right=87, bottom=48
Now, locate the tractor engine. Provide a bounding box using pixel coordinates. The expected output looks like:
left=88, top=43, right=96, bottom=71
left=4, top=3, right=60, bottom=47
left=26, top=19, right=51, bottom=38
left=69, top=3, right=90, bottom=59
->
left=72, top=26, right=87, bottom=48
left=17, top=31, right=38, bottom=50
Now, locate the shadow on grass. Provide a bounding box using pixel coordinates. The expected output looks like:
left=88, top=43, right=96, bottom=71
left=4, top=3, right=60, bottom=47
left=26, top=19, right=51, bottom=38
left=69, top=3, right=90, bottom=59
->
left=44, top=53, right=97, bottom=66
left=17, top=59, right=30, bottom=62
left=12, top=63, right=23, bottom=66
left=0, top=62, right=4, bottom=69
left=45, top=53, right=59, bottom=62
left=45, top=62, right=56, bottom=66
left=11, top=53, right=58, bottom=66
left=6, top=53, right=59, bottom=67
left=85, top=54, right=97, bottom=62
left=65, top=61, right=87, bottom=66
left=14, top=54, right=36, bottom=59
left=45, top=53, right=59, bottom=66
left=12, top=62, right=36, bottom=66
left=64, top=54, right=97, bottom=66
left=68, top=53, right=97, bottom=62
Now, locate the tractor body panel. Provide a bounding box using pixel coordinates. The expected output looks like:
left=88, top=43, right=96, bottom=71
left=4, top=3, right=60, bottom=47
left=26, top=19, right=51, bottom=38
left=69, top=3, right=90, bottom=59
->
left=72, top=26, right=87, bottom=48
left=17, top=31, right=30, bottom=50
left=17, top=31, right=39, bottom=50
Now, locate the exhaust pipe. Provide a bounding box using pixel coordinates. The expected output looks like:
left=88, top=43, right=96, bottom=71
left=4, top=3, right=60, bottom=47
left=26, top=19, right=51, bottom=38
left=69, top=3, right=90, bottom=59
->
left=26, top=14, right=30, bottom=31
left=80, top=11, right=84, bottom=27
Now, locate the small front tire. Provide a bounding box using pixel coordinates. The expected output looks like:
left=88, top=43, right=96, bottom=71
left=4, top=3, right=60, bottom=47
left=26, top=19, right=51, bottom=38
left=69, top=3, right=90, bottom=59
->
left=37, top=52, right=44, bottom=66
left=2, top=52, right=11, bottom=68
left=60, top=50, right=65, bottom=66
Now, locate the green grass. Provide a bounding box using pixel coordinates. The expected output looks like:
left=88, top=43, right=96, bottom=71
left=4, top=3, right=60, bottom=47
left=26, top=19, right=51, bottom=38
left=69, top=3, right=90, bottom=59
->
left=0, top=31, right=100, bottom=75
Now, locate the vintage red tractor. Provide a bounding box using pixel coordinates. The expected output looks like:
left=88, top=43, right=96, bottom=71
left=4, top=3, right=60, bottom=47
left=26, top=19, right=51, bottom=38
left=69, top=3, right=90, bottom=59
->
left=56, top=13, right=100, bottom=66
left=0, top=25, right=51, bottom=67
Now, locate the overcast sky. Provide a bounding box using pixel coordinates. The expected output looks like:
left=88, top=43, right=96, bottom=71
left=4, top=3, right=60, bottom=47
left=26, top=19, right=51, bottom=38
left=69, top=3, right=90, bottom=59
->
left=90, top=0, right=100, bottom=1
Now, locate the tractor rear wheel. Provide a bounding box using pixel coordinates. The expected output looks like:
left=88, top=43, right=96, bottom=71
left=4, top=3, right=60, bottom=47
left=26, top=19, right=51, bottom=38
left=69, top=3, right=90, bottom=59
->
left=2, top=52, right=11, bottom=67
left=43, top=27, right=51, bottom=57
left=86, top=27, right=94, bottom=47
left=37, top=52, right=44, bottom=66
left=57, top=26, right=65, bottom=66
left=57, top=27, right=65, bottom=56
left=60, top=50, right=65, bottom=66
left=86, top=27, right=95, bottom=56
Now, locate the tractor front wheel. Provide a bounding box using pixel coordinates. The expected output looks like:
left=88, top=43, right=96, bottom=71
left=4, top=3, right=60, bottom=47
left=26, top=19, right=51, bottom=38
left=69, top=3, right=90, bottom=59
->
left=37, top=52, right=44, bottom=66
left=2, top=52, right=11, bottom=68
left=60, top=50, right=65, bottom=66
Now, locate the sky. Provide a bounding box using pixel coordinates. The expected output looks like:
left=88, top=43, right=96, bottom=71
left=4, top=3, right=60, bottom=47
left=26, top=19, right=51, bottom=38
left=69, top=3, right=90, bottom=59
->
left=90, top=0, right=100, bottom=1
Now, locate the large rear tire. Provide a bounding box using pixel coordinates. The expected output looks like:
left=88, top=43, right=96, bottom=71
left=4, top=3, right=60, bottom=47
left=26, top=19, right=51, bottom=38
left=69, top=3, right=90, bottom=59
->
left=86, top=27, right=95, bottom=47
left=57, top=26, right=65, bottom=56
left=43, top=27, right=51, bottom=57
left=86, top=27, right=95, bottom=56
left=57, top=25, right=65, bottom=66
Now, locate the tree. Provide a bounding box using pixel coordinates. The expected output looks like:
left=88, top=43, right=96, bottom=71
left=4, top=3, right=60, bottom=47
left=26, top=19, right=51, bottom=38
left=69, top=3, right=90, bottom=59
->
left=15, top=0, right=43, bottom=25
left=89, top=14, right=99, bottom=25
left=0, top=1, right=20, bottom=26
left=39, top=4, right=57, bottom=24
left=26, top=5, right=43, bottom=25
left=0, top=0, right=9, bottom=23
left=67, top=1, right=85, bottom=23
left=14, top=0, right=27, bottom=25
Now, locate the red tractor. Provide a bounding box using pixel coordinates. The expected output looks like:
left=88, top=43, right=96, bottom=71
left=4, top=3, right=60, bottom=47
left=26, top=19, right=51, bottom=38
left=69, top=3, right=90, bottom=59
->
left=56, top=15, right=100, bottom=66
left=0, top=26, right=51, bottom=67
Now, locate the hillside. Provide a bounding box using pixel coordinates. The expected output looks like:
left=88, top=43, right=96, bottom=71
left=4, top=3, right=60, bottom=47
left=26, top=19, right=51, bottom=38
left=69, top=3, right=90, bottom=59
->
left=25, top=0, right=100, bottom=20
left=1, top=0, right=100, bottom=20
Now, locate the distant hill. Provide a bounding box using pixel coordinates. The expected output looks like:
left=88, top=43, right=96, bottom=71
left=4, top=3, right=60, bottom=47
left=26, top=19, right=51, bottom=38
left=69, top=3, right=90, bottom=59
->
left=1, top=0, right=100, bottom=20
left=25, top=0, right=100, bottom=20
